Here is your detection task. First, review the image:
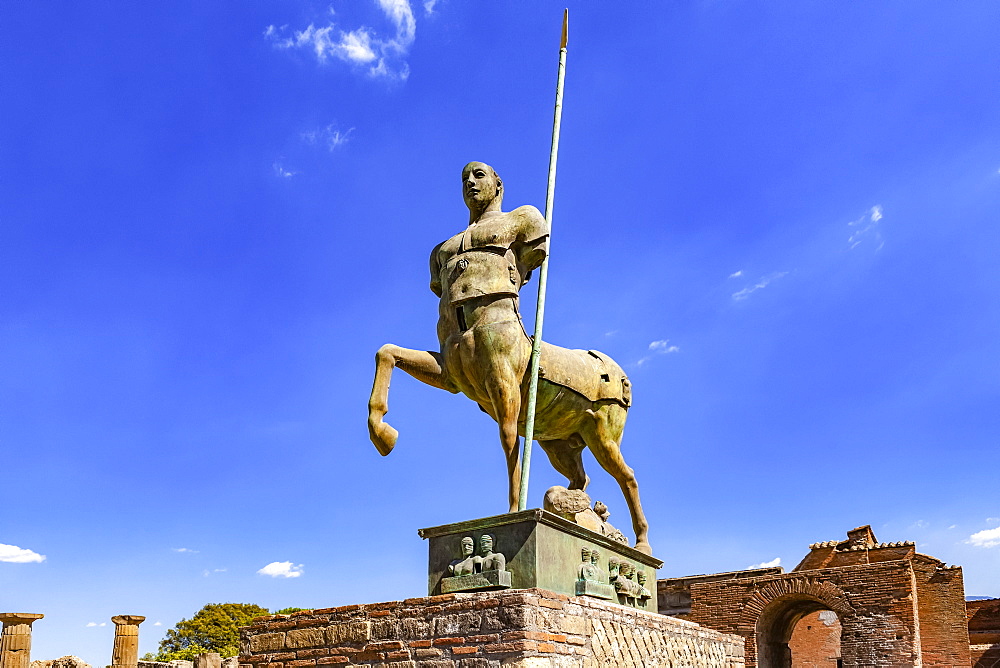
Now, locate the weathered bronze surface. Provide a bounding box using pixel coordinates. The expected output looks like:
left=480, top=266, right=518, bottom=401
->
left=419, top=509, right=660, bottom=603
left=368, top=162, right=651, bottom=554
left=440, top=534, right=512, bottom=593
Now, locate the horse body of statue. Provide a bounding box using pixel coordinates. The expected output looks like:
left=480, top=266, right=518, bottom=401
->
left=368, top=161, right=650, bottom=554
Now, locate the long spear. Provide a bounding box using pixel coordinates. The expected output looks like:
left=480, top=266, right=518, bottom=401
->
left=518, top=10, right=568, bottom=512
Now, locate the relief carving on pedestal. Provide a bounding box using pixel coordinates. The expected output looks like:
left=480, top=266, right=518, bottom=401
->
left=609, top=557, right=652, bottom=608
left=575, top=546, right=616, bottom=600
left=441, top=534, right=512, bottom=593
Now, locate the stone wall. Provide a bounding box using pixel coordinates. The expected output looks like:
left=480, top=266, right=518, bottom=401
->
left=238, top=588, right=745, bottom=667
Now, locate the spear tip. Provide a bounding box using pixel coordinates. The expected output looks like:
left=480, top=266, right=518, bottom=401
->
left=561, top=9, right=568, bottom=49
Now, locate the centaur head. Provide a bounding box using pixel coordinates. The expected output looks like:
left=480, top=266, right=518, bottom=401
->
left=462, top=162, right=503, bottom=221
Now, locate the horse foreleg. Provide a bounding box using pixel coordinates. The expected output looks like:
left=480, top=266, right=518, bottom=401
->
left=368, top=344, right=454, bottom=456
left=484, top=376, right=523, bottom=513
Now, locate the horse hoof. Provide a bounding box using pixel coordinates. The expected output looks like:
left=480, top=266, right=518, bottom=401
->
left=634, top=541, right=653, bottom=556
left=369, top=421, right=398, bottom=456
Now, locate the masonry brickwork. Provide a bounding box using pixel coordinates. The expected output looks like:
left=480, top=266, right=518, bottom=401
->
left=968, top=598, right=1000, bottom=668
left=786, top=611, right=839, bottom=667
left=658, top=525, right=971, bottom=667
left=238, top=588, right=744, bottom=667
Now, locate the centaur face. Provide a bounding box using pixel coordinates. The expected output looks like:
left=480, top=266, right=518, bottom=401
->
left=462, top=161, right=502, bottom=210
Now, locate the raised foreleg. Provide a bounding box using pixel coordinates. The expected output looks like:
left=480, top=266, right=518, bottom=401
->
left=368, top=344, right=455, bottom=456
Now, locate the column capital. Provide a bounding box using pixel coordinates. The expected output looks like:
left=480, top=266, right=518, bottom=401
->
left=111, top=616, right=145, bottom=626
left=0, top=614, right=43, bottom=626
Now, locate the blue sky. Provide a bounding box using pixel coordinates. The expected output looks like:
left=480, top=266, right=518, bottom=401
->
left=2, top=0, right=998, bottom=662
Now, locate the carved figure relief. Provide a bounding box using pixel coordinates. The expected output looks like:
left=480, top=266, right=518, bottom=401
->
left=608, top=558, right=652, bottom=608
left=441, top=534, right=512, bottom=593
left=575, top=545, right=616, bottom=600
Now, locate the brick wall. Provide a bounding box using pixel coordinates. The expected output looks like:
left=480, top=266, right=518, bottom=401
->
left=787, top=610, right=840, bottom=667
left=238, top=588, right=745, bottom=667
left=969, top=599, right=1000, bottom=668
left=685, top=561, right=921, bottom=666
left=910, top=558, right=970, bottom=667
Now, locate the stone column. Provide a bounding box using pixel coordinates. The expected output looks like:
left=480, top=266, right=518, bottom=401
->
left=109, top=616, right=145, bottom=668
left=0, top=613, right=44, bottom=668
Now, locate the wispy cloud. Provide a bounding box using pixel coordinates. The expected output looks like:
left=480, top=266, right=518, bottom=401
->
left=910, top=519, right=929, bottom=529
left=171, top=547, right=198, bottom=554
left=423, top=0, right=439, bottom=14
left=258, top=561, right=304, bottom=578
left=85, top=622, right=107, bottom=628
left=0, top=543, right=46, bottom=563
left=153, top=621, right=163, bottom=626
left=301, top=124, right=355, bottom=151
left=748, top=557, right=781, bottom=569
left=967, top=527, right=1000, bottom=548
left=202, top=568, right=228, bottom=577
left=728, top=270, right=743, bottom=279
left=848, top=205, right=885, bottom=251
left=636, top=339, right=680, bottom=366
left=266, top=0, right=416, bottom=80
left=732, top=271, right=788, bottom=301
left=273, top=162, right=297, bottom=178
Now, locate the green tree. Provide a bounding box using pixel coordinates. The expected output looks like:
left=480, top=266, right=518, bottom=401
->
left=150, top=603, right=270, bottom=660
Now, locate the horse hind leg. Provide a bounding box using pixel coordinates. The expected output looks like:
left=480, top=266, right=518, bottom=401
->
left=539, top=438, right=590, bottom=491
left=368, top=344, right=454, bottom=456
left=582, top=405, right=652, bottom=555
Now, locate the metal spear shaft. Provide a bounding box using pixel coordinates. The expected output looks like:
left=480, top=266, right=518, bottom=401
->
left=518, top=9, right=568, bottom=512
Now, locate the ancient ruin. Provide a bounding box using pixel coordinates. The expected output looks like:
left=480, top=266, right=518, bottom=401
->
left=110, top=616, right=145, bottom=668
left=658, top=525, right=982, bottom=667
left=0, top=614, right=44, bottom=668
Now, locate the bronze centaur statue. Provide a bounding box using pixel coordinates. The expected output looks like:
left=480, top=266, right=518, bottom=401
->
left=368, top=162, right=650, bottom=554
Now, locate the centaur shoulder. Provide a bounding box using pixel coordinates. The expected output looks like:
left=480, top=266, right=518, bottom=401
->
left=509, top=205, right=549, bottom=242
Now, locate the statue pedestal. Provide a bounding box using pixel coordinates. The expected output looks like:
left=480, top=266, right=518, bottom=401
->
left=418, top=509, right=662, bottom=609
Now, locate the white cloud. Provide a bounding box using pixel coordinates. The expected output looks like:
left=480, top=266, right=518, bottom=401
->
left=154, top=621, right=162, bottom=626
left=266, top=0, right=416, bottom=80
left=423, top=0, right=439, bottom=14
left=86, top=622, right=107, bottom=627
left=987, top=517, right=1000, bottom=524
left=748, top=557, right=781, bottom=569
left=0, top=543, right=46, bottom=563
left=302, top=124, right=355, bottom=151
left=911, top=519, right=929, bottom=529
left=171, top=547, right=198, bottom=554
left=637, top=339, right=680, bottom=366
left=273, top=162, right=297, bottom=178
left=728, top=270, right=743, bottom=279
left=848, top=205, right=885, bottom=251
left=732, top=271, right=788, bottom=301
left=948, top=525, right=957, bottom=530
left=257, top=561, right=304, bottom=578
left=967, top=527, right=1000, bottom=548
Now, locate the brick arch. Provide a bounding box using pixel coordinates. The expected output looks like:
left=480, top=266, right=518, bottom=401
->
left=741, top=577, right=854, bottom=668
left=738, top=576, right=855, bottom=630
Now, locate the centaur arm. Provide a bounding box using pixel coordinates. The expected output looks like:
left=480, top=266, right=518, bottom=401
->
left=510, top=205, right=550, bottom=284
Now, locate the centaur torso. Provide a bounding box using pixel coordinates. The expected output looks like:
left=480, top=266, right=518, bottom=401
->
left=428, top=206, right=630, bottom=421
left=430, top=206, right=548, bottom=309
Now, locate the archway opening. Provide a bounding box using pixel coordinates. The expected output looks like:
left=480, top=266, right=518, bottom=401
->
left=788, top=609, right=841, bottom=667
left=755, top=595, right=842, bottom=668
